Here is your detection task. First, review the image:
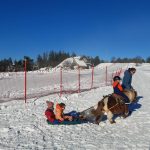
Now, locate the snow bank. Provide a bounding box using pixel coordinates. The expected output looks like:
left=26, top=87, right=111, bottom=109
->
left=0, top=63, right=150, bottom=149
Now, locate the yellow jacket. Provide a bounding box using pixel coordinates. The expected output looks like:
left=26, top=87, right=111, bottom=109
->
left=55, top=104, right=64, bottom=121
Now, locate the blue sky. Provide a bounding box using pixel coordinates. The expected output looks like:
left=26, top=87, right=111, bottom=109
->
left=0, top=0, right=150, bottom=60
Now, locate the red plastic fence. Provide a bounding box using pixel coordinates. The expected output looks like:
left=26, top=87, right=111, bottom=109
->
left=78, top=66, right=80, bottom=93
left=24, top=59, right=27, bottom=103
left=0, top=64, right=124, bottom=103
left=60, top=67, right=62, bottom=97
left=91, top=65, right=94, bottom=89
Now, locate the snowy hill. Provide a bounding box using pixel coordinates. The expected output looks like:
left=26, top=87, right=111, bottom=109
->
left=55, top=56, right=88, bottom=70
left=0, top=63, right=150, bottom=149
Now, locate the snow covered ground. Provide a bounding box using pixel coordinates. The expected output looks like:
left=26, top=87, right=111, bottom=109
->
left=0, top=63, right=150, bottom=149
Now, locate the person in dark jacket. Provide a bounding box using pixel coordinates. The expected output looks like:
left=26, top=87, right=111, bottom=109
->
left=113, top=76, right=130, bottom=103
left=45, top=101, right=60, bottom=124
left=122, top=68, right=136, bottom=90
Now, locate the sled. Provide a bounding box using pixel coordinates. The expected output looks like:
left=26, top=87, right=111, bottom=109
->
left=46, top=108, right=96, bottom=125
left=47, top=110, right=88, bottom=125
left=47, top=119, right=87, bottom=125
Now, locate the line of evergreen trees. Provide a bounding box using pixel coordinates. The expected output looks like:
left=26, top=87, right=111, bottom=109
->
left=0, top=51, right=102, bottom=72
left=0, top=50, right=150, bottom=72
left=36, top=51, right=71, bottom=68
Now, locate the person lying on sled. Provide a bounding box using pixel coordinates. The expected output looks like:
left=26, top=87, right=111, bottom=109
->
left=45, top=101, right=60, bottom=124
left=113, top=76, right=130, bottom=103
left=55, top=103, right=73, bottom=122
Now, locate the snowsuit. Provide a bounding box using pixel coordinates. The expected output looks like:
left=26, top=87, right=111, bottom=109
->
left=55, top=103, right=72, bottom=122
left=113, top=81, right=130, bottom=103
left=45, top=108, right=60, bottom=124
left=122, top=70, right=132, bottom=90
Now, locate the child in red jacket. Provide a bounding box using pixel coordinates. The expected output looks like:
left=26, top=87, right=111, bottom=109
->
left=45, top=101, right=60, bottom=124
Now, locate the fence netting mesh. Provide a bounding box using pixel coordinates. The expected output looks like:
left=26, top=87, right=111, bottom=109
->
left=0, top=63, right=126, bottom=101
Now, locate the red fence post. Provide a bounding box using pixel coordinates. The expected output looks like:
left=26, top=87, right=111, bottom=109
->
left=53, top=68, right=56, bottom=92
left=115, top=70, right=118, bottom=76
left=119, top=68, right=122, bottom=76
left=105, top=66, right=108, bottom=86
left=112, top=73, right=114, bottom=84
left=91, top=64, right=94, bottom=89
left=60, top=67, right=62, bottom=97
left=24, top=59, right=27, bottom=103
left=78, top=66, right=80, bottom=93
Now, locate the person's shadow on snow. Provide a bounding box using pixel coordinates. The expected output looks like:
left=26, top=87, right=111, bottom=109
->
left=136, top=96, right=143, bottom=103
left=128, top=96, right=143, bottom=115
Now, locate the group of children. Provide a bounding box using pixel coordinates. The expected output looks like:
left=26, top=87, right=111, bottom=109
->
left=45, top=101, right=73, bottom=125
left=45, top=67, right=136, bottom=124
left=112, top=67, right=136, bottom=103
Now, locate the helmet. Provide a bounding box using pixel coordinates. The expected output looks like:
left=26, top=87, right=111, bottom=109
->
left=113, top=76, right=121, bottom=81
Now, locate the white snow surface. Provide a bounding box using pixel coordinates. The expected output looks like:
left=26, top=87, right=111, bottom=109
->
left=0, top=63, right=150, bottom=149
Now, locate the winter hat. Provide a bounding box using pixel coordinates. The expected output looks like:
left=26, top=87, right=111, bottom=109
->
left=46, top=101, right=54, bottom=107
left=59, top=103, right=66, bottom=107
